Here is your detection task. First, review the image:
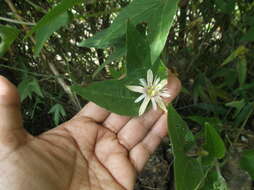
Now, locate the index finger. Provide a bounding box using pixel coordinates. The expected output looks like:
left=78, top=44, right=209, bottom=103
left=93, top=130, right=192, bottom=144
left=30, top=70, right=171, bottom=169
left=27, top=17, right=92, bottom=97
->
left=74, top=102, right=110, bottom=122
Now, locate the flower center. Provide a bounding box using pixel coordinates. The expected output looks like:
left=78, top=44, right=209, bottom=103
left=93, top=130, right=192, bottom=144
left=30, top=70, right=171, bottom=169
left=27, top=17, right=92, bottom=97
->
left=147, top=86, right=157, bottom=97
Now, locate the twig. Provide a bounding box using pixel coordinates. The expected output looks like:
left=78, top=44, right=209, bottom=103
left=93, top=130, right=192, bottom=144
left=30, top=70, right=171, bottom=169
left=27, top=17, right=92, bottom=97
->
left=0, top=64, right=66, bottom=79
left=0, top=16, right=35, bottom=26
left=4, top=0, right=81, bottom=110
left=24, top=0, right=47, bottom=14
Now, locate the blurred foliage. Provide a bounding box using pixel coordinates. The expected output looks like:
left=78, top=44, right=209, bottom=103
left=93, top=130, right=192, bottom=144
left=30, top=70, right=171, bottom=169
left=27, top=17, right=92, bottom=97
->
left=1, top=0, right=254, bottom=189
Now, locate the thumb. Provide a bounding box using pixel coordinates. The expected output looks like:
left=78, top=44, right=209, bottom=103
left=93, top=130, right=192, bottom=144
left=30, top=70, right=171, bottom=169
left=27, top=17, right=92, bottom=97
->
left=0, top=76, right=29, bottom=153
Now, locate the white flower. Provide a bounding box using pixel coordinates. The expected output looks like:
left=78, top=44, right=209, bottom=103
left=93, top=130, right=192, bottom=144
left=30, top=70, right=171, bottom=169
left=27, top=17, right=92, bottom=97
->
left=126, top=69, right=171, bottom=116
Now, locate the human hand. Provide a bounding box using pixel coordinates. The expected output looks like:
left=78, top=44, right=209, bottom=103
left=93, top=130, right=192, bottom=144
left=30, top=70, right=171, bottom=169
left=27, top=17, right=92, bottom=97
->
left=0, top=74, right=181, bottom=190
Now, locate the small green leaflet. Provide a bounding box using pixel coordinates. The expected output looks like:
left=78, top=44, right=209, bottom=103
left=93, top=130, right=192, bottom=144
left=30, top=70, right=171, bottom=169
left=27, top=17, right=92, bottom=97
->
left=0, top=25, right=20, bottom=57
left=18, top=78, right=44, bottom=102
left=48, top=104, right=66, bottom=125
left=168, top=105, right=204, bottom=190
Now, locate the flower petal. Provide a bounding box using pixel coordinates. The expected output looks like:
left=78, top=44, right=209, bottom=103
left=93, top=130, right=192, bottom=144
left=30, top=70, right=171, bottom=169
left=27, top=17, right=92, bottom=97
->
left=159, top=92, right=171, bottom=98
left=156, top=79, right=168, bottom=90
left=139, top=78, right=147, bottom=87
left=155, top=96, right=167, bottom=113
left=126, top=85, right=145, bottom=93
left=153, top=77, right=160, bottom=86
left=151, top=97, right=157, bottom=110
left=147, top=69, right=153, bottom=86
left=139, top=96, right=150, bottom=116
left=135, top=94, right=146, bottom=103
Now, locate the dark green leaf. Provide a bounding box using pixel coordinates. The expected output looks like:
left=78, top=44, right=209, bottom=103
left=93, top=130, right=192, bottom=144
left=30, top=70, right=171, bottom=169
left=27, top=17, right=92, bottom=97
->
left=195, top=103, right=227, bottom=115
left=225, top=99, right=245, bottom=118
left=48, top=104, right=66, bottom=125
left=168, top=105, right=204, bottom=190
left=221, top=46, right=248, bottom=66
left=188, top=116, right=222, bottom=129
left=0, top=25, right=20, bottom=57
left=126, top=21, right=151, bottom=72
left=237, top=57, right=247, bottom=87
left=234, top=102, right=254, bottom=128
left=215, top=0, right=235, bottom=14
left=240, top=150, right=254, bottom=180
left=241, top=27, right=254, bottom=42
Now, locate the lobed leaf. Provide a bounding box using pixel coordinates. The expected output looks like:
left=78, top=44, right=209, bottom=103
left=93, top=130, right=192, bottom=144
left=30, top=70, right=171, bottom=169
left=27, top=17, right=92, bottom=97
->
left=79, top=0, right=179, bottom=64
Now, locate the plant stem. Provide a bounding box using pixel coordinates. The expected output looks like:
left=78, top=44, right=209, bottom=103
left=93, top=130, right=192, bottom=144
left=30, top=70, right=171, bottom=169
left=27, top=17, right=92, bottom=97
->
left=0, top=16, right=36, bottom=26
left=0, top=64, right=66, bottom=79
left=24, top=0, right=47, bottom=14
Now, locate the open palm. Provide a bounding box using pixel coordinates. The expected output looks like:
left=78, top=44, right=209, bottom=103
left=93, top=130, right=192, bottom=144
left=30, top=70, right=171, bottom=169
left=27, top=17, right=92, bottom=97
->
left=0, top=75, right=181, bottom=190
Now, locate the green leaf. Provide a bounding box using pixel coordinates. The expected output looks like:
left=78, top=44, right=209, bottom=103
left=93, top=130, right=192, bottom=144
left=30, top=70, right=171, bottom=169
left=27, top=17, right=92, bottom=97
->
left=34, top=11, right=71, bottom=56
left=0, top=25, right=20, bottom=57
left=203, top=123, right=226, bottom=165
left=234, top=102, right=254, bottom=128
left=148, top=0, right=179, bottom=63
left=215, top=0, right=235, bottom=14
left=27, top=0, right=80, bottom=56
left=221, top=46, right=248, bottom=66
left=188, top=116, right=222, bottom=129
left=109, top=65, right=126, bottom=79
left=195, top=103, right=227, bottom=115
left=225, top=99, right=245, bottom=118
left=241, top=27, right=254, bottom=42
left=71, top=79, right=139, bottom=116
left=79, top=0, right=179, bottom=64
left=168, top=105, right=204, bottom=190
left=48, top=104, right=66, bottom=125
left=240, top=150, right=254, bottom=180
left=237, top=57, right=247, bottom=87
left=126, top=21, right=151, bottom=72
left=18, top=78, right=44, bottom=102
left=78, top=0, right=160, bottom=48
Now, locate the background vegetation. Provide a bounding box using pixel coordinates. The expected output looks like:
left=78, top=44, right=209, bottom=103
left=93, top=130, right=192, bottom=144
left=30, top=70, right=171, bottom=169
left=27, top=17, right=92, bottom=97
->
left=1, top=0, right=254, bottom=189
